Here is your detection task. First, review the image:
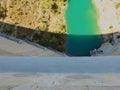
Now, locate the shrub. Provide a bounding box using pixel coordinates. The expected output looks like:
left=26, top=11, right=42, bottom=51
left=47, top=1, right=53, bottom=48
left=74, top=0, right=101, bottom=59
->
left=0, top=5, right=5, bottom=18
left=115, top=3, right=120, bottom=9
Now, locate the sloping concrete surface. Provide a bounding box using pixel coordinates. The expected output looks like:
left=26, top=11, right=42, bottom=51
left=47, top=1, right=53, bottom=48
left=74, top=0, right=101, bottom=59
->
left=0, top=73, right=120, bottom=90
left=0, top=34, right=64, bottom=56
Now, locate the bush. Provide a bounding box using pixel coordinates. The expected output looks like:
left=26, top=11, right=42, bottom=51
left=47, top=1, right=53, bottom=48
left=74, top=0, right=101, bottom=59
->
left=0, top=5, right=5, bottom=18
left=115, top=3, right=120, bottom=9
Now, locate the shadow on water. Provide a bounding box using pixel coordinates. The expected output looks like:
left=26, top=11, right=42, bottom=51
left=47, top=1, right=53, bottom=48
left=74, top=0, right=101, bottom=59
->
left=0, top=21, right=66, bottom=52
left=66, top=34, right=102, bottom=56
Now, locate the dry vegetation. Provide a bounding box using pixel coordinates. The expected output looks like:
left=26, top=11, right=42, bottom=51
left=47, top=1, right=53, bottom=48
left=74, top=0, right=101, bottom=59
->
left=0, top=0, right=68, bottom=52
left=4, top=0, right=67, bottom=33
left=93, top=0, right=120, bottom=42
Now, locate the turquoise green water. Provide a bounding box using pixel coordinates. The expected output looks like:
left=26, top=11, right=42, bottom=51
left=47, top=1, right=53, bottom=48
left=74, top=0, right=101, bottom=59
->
left=66, top=0, right=102, bottom=56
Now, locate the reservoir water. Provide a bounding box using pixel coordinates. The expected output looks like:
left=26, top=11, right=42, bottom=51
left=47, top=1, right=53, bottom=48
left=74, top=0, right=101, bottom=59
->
left=66, top=0, right=102, bottom=56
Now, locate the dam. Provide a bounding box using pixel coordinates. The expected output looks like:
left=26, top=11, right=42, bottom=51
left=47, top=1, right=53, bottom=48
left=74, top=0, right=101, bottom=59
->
left=1, top=57, right=120, bottom=90
left=66, top=0, right=102, bottom=56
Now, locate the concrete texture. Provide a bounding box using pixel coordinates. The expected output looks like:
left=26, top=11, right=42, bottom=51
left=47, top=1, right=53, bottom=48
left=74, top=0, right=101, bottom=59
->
left=0, top=34, right=64, bottom=56
left=0, top=73, right=120, bottom=90
left=0, top=57, right=120, bottom=90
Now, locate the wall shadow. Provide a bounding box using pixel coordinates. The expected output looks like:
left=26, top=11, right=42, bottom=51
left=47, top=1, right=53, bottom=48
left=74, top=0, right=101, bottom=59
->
left=66, top=32, right=120, bottom=56
left=66, top=34, right=103, bottom=56
left=0, top=21, right=66, bottom=52
left=0, top=21, right=119, bottom=56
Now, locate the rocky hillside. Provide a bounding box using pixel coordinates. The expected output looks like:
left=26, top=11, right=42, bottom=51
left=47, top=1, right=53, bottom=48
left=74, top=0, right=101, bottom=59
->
left=0, top=0, right=68, bottom=52
left=1, top=0, right=67, bottom=33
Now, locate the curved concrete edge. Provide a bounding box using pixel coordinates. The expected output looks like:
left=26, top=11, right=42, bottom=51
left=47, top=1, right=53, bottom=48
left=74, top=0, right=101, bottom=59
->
left=0, top=56, right=120, bottom=73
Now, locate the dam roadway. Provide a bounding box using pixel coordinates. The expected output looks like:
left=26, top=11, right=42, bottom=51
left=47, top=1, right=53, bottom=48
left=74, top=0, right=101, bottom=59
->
left=1, top=34, right=120, bottom=90
left=0, top=57, right=120, bottom=90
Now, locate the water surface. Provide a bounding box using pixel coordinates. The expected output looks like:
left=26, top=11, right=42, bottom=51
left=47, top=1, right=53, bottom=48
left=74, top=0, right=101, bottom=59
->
left=66, top=0, right=102, bottom=56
